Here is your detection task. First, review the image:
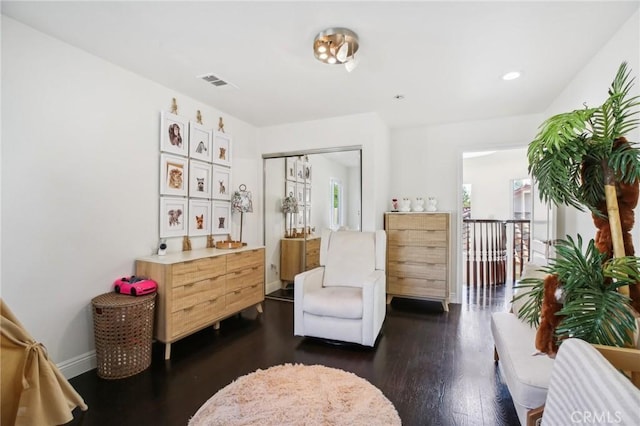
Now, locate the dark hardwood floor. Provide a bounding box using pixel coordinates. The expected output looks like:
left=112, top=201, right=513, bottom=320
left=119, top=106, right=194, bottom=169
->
left=66, top=283, right=519, bottom=426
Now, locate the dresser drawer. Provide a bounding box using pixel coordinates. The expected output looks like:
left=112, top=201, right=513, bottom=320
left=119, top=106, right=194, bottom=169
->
left=386, top=213, right=448, bottom=231
left=226, top=249, right=263, bottom=273
left=171, top=297, right=224, bottom=338
left=388, top=245, right=447, bottom=264
left=226, top=265, right=264, bottom=293
left=172, top=276, right=225, bottom=312
left=305, top=238, right=320, bottom=253
left=388, top=276, right=447, bottom=298
left=171, top=257, right=226, bottom=286
left=225, top=282, right=263, bottom=314
left=388, top=261, right=446, bottom=280
left=388, top=230, right=447, bottom=247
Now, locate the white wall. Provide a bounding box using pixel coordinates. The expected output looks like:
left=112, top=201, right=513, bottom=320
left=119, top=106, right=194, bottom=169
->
left=463, top=149, right=529, bottom=220
left=258, top=113, right=390, bottom=231
left=347, top=166, right=361, bottom=230
left=543, top=10, right=640, bottom=244
left=391, top=113, right=544, bottom=302
left=1, top=17, right=260, bottom=377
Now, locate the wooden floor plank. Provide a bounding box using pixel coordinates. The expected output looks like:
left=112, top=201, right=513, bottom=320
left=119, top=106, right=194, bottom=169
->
left=66, top=284, right=520, bottom=426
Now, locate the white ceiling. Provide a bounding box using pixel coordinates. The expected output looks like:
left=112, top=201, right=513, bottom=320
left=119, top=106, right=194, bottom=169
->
left=3, top=1, right=638, bottom=129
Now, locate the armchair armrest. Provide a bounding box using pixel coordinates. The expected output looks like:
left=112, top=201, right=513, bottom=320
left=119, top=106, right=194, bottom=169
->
left=294, top=267, right=324, bottom=337
left=361, top=269, right=386, bottom=346
left=294, top=267, right=324, bottom=297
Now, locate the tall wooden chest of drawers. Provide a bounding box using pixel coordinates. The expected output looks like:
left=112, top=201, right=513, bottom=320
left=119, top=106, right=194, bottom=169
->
left=384, top=213, right=450, bottom=311
left=136, top=246, right=264, bottom=359
left=280, top=236, right=321, bottom=283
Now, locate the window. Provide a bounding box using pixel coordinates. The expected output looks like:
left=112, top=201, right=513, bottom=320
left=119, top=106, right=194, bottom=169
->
left=330, top=178, right=343, bottom=230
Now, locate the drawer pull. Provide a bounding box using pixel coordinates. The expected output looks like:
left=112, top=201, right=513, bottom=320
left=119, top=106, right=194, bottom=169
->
left=234, top=290, right=241, bottom=294
left=235, top=271, right=243, bottom=275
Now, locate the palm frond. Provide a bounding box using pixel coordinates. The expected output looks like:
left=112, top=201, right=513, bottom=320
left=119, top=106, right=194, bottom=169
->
left=608, top=141, right=640, bottom=183
left=555, top=288, right=637, bottom=347
left=512, top=276, right=547, bottom=328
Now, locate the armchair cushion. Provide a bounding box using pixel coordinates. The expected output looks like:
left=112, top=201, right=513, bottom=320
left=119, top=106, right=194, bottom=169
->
left=303, top=287, right=362, bottom=319
left=323, top=231, right=376, bottom=287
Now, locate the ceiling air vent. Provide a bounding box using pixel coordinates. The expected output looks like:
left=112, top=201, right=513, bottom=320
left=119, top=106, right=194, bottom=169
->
left=199, top=73, right=229, bottom=87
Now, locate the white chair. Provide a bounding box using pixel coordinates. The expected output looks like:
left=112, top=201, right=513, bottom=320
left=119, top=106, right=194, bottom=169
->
left=534, top=338, right=640, bottom=426
left=294, top=229, right=386, bottom=346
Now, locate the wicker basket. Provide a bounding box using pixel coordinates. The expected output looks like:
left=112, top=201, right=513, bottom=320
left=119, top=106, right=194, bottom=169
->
left=91, top=292, right=156, bottom=379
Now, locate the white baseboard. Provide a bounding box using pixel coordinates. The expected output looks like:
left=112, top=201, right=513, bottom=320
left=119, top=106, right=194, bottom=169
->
left=57, top=350, right=96, bottom=379
left=265, top=280, right=282, bottom=295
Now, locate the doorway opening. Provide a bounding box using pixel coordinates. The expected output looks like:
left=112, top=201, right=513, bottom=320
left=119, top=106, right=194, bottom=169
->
left=460, top=148, right=531, bottom=308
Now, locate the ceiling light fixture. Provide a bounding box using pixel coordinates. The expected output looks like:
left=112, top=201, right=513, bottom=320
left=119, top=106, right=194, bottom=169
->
left=502, top=71, right=521, bottom=81
left=313, top=27, right=359, bottom=72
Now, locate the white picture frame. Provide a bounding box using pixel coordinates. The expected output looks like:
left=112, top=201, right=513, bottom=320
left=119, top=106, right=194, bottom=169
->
left=296, top=184, right=305, bottom=205
left=296, top=209, right=305, bottom=227
left=212, top=165, right=231, bottom=200
left=304, top=186, right=312, bottom=205
left=160, top=111, right=189, bottom=156
left=304, top=163, right=312, bottom=184
left=188, top=199, right=212, bottom=237
left=189, top=122, right=213, bottom=163
left=296, top=160, right=305, bottom=183
left=160, top=197, right=188, bottom=238
left=286, top=157, right=297, bottom=182
left=189, top=160, right=213, bottom=199
left=212, top=201, right=231, bottom=235
left=285, top=181, right=296, bottom=201
left=160, top=153, right=188, bottom=196
left=212, top=131, right=232, bottom=167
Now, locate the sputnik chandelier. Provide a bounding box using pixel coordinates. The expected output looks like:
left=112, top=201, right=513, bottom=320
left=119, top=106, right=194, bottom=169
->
left=313, top=27, right=359, bottom=72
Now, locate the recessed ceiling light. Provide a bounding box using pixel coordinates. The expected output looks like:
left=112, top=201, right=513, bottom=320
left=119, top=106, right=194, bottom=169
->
left=502, top=71, right=521, bottom=81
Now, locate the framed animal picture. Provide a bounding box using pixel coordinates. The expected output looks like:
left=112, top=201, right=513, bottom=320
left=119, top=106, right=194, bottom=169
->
left=304, top=186, right=312, bottom=205
left=285, top=180, right=296, bottom=202
left=212, top=201, right=231, bottom=235
left=285, top=157, right=297, bottom=182
left=296, top=183, right=305, bottom=205
left=189, top=160, right=212, bottom=199
left=188, top=199, right=212, bottom=237
left=212, top=165, right=231, bottom=201
left=189, top=121, right=213, bottom=163
left=296, top=160, right=305, bottom=183
left=160, top=153, right=188, bottom=197
left=212, top=131, right=232, bottom=167
left=160, top=111, right=189, bottom=157
left=304, top=163, right=312, bottom=184
left=160, top=197, right=188, bottom=238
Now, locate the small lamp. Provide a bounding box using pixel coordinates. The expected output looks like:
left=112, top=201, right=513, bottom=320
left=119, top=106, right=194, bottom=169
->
left=282, top=192, right=299, bottom=238
left=231, top=184, right=253, bottom=244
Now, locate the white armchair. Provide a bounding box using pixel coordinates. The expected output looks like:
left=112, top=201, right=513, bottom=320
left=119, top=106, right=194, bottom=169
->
left=294, top=229, right=386, bottom=346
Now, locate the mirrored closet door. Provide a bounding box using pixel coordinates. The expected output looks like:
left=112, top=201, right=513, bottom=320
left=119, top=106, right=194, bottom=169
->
left=263, top=148, right=362, bottom=300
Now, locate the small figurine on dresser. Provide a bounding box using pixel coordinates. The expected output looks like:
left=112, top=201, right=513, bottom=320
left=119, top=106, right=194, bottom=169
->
left=427, top=197, right=438, bottom=212
left=400, top=198, right=412, bottom=212
left=413, top=197, right=425, bottom=212
left=391, top=198, right=399, bottom=211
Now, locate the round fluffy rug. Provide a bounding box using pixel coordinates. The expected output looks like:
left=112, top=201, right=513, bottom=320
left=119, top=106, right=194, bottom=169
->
left=189, top=363, right=401, bottom=426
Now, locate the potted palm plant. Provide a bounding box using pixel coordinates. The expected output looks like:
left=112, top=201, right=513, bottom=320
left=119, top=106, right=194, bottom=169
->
left=517, top=62, right=640, bottom=348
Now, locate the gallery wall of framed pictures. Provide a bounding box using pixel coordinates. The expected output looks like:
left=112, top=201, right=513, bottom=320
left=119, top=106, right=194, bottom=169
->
left=285, top=156, right=313, bottom=234
left=159, top=111, right=233, bottom=238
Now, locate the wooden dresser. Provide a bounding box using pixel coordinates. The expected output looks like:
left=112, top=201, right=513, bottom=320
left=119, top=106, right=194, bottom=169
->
left=280, top=235, right=321, bottom=283
left=136, top=246, right=264, bottom=359
left=384, top=212, right=450, bottom=311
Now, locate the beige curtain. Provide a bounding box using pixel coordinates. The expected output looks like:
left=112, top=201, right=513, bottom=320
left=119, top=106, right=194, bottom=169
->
left=1, top=299, right=88, bottom=425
